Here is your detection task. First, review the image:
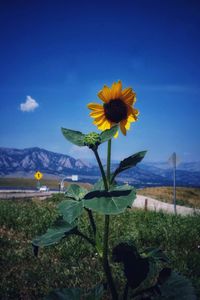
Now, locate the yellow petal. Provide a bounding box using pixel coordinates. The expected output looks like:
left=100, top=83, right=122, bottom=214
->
left=114, top=130, right=119, bottom=138
left=97, top=119, right=111, bottom=131
left=93, top=116, right=106, bottom=126
left=129, top=107, right=139, bottom=119
left=126, top=106, right=138, bottom=122
left=90, top=110, right=105, bottom=118
left=127, top=114, right=137, bottom=122
left=126, top=106, right=138, bottom=125
left=122, top=88, right=136, bottom=105
left=110, top=80, right=122, bottom=99
left=120, top=120, right=127, bottom=135
left=123, top=95, right=135, bottom=106
left=93, top=115, right=105, bottom=123
left=98, top=85, right=111, bottom=103
left=125, top=121, right=131, bottom=130
left=132, top=108, right=139, bottom=116
left=87, top=103, right=104, bottom=111
left=122, top=87, right=134, bottom=98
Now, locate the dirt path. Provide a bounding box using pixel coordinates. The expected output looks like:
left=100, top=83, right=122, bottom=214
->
left=133, top=195, right=199, bottom=216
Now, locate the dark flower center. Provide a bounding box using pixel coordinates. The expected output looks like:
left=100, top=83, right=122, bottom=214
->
left=104, top=99, right=127, bottom=123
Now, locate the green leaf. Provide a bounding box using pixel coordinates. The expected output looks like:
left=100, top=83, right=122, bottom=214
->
left=44, top=288, right=81, bottom=300
left=32, top=218, right=77, bottom=247
left=58, top=200, right=83, bottom=224
left=84, top=185, right=136, bottom=215
left=65, top=184, right=88, bottom=200
left=92, top=179, right=105, bottom=191
left=143, top=247, right=170, bottom=264
left=99, top=125, right=118, bottom=143
left=111, top=151, right=147, bottom=181
left=112, top=241, right=150, bottom=291
left=84, top=283, right=104, bottom=299
left=121, top=247, right=194, bottom=300
left=61, top=127, right=85, bottom=146
left=153, top=271, right=197, bottom=300
left=61, top=126, right=118, bottom=148
left=92, top=178, right=117, bottom=191
left=44, top=284, right=104, bottom=300
left=112, top=242, right=172, bottom=298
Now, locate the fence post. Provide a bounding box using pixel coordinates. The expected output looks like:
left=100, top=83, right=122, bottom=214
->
left=145, top=198, right=148, bottom=211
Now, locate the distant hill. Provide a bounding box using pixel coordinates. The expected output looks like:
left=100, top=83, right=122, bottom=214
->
left=143, top=161, right=200, bottom=172
left=0, top=147, right=199, bottom=187
left=0, top=147, right=92, bottom=178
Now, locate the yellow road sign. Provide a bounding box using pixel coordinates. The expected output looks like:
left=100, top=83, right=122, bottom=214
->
left=34, top=171, right=43, bottom=180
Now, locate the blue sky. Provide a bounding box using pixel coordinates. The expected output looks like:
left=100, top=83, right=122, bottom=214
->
left=0, top=0, right=199, bottom=162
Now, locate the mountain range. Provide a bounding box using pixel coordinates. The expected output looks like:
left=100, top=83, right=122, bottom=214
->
left=0, top=147, right=200, bottom=187
left=0, top=147, right=92, bottom=177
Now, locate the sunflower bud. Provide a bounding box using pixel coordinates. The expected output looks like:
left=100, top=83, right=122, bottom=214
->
left=83, top=132, right=101, bottom=150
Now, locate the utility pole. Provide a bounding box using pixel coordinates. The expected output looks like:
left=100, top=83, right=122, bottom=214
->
left=168, top=152, right=180, bottom=214
left=172, top=153, right=177, bottom=214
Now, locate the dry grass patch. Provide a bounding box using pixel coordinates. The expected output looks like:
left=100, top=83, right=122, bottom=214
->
left=137, top=186, right=200, bottom=208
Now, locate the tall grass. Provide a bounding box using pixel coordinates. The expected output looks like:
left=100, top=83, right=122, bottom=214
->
left=0, top=194, right=199, bottom=299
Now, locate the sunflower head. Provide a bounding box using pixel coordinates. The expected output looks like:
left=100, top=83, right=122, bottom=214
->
left=83, top=132, right=101, bottom=149
left=87, top=80, right=139, bottom=137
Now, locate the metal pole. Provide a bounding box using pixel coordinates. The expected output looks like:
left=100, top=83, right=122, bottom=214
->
left=37, top=180, right=40, bottom=190
left=173, top=153, right=177, bottom=214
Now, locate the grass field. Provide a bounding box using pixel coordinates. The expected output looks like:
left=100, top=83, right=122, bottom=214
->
left=0, top=193, right=200, bottom=299
left=138, top=186, right=200, bottom=209
left=0, top=177, right=92, bottom=190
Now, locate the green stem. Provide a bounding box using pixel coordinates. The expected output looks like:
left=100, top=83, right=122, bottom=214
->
left=103, top=215, right=118, bottom=299
left=93, top=148, right=108, bottom=191
left=107, top=139, right=112, bottom=186
left=102, top=139, right=118, bottom=299
left=110, top=173, right=116, bottom=185
left=123, top=282, right=129, bottom=300
left=85, top=208, right=96, bottom=235
left=93, top=140, right=118, bottom=299
left=103, top=215, right=109, bottom=260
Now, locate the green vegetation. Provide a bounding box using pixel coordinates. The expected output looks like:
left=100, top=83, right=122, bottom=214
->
left=0, top=177, right=92, bottom=190
left=0, top=194, right=199, bottom=299
left=138, top=187, right=200, bottom=209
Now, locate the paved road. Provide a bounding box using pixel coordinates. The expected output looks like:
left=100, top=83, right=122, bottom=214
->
left=0, top=190, right=199, bottom=216
left=0, top=190, right=59, bottom=199
left=133, top=195, right=199, bottom=216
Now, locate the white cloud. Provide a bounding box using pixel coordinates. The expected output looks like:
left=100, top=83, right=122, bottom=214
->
left=20, top=96, right=39, bottom=112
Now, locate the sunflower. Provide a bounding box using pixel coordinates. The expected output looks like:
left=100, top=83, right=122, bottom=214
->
left=87, top=81, right=139, bottom=137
